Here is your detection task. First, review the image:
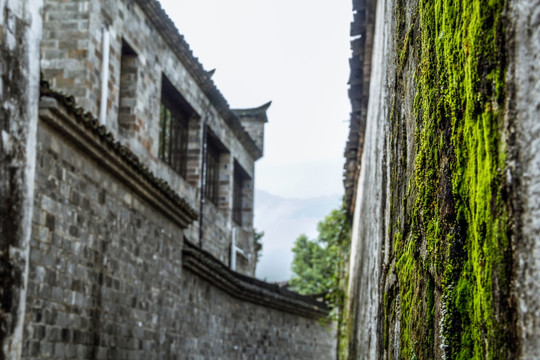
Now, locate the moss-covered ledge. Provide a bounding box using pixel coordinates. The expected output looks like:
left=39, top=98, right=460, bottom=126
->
left=38, top=83, right=198, bottom=229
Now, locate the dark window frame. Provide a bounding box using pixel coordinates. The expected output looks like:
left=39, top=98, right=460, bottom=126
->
left=232, top=161, right=250, bottom=226
left=158, top=76, right=194, bottom=178
left=205, top=138, right=220, bottom=204
left=204, top=130, right=228, bottom=206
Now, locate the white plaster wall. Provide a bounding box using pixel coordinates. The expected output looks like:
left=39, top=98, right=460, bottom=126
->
left=0, top=0, right=42, bottom=358
left=510, top=1, right=540, bottom=358
left=346, top=0, right=394, bottom=357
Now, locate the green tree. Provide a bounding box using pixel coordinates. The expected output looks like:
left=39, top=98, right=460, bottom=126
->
left=290, top=204, right=351, bottom=359
left=253, top=228, right=264, bottom=263
left=289, top=234, right=330, bottom=294
left=290, top=205, right=351, bottom=299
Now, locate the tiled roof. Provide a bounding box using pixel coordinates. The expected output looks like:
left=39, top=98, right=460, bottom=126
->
left=232, top=102, right=272, bottom=123
left=182, top=240, right=330, bottom=319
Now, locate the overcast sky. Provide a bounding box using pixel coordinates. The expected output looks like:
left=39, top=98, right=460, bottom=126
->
left=159, top=0, right=352, bottom=200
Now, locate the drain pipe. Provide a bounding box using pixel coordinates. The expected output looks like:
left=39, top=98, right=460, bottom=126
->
left=99, top=26, right=110, bottom=125
left=198, top=125, right=207, bottom=248
left=231, top=227, right=237, bottom=270
left=230, top=227, right=246, bottom=271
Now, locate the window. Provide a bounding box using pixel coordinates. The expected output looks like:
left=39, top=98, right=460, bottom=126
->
left=204, top=130, right=228, bottom=206
left=118, top=40, right=138, bottom=133
left=232, top=162, right=250, bottom=225
left=158, top=76, right=191, bottom=177
left=205, top=138, right=220, bottom=204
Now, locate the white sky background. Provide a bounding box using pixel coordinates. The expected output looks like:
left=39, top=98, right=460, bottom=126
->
left=159, top=0, right=353, bottom=199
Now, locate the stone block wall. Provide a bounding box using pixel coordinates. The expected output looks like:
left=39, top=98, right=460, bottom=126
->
left=18, top=97, right=335, bottom=359
left=24, top=120, right=186, bottom=359
left=239, top=178, right=254, bottom=229
left=40, top=0, right=262, bottom=276
left=173, top=270, right=335, bottom=360
left=236, top=118, right=265, bottom=157
left=41, top=0, right=92, bottom=107
left=233, top=103, right=271, bottom=158
left=344, top=0, right=540, bottom=358
left=40, top=0, right=258, bottom=181
left=234, top=227, right=255, bottom=275
left=117, top=42, right=138, bottom=137
left=200, top=201, right=230, bottom=265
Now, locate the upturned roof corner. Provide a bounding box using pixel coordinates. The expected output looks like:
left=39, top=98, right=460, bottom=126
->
left=232, top=101, right=272, bottom=123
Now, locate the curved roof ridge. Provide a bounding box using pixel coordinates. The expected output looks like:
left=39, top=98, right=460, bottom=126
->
left=232, top=101, right=272, bottom=122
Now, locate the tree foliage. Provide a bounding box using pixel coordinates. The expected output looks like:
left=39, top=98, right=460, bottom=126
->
left=253, top=228, right=264, bottom=263
left=290, top=205, right=351, bottom=300
left=290, top=204, right=351, bottom=359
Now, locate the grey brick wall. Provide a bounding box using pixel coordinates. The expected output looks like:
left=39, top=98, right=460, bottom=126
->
left=40, top=0, right=260, bottom=275
left=23, top=120, right=186, bottom=359
left=21, top=114, right=335, bottom=359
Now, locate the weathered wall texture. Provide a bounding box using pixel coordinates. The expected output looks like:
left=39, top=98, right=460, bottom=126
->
left=40, top=0, right=262, bottom=275
left=509, top=0, right=540, bottom=357
left=16, top=95, right=335, bottom=359
left=345, top=0, right=540, bottom=358
left=24, top=115, right=185, bottom=359
left=345, top=0, right=393, bottom=358
left=0, top=0, right=42, bottom=358
left=1, top=1, right=336, bottom=359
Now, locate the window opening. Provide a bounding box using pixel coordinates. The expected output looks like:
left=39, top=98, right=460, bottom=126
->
left=233, top=161, right=250, bottom=225
left=158, top=76, right=191, bottom=177
left=118, top=39, right=138, bottom=132
left=205, top=137, right=220, bottom=204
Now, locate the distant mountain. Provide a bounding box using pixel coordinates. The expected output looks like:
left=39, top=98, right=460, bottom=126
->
left=254, top=189, right=341, bottom=282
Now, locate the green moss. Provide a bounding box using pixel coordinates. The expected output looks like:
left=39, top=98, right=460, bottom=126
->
left=337, top=290, right=350, bottom=360
left=383, top=291, right=389, bottom=349
left=389, top=0, right=515, bottom=358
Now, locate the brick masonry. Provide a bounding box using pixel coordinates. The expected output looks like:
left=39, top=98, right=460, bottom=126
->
left=0, top=1, right=339, bottom=358
left=19, top=101, right=335, bottom=359
left=40, top=0, right=263, bottom=275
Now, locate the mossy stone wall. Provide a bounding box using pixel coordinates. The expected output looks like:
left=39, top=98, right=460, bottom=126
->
left=346, top=0, right=522, bottom=358
left=385, top=0, right=515, bottom=358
